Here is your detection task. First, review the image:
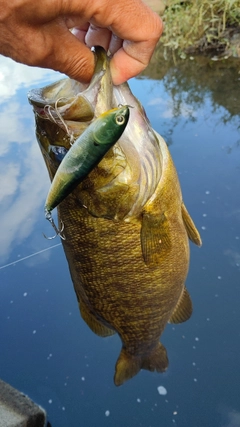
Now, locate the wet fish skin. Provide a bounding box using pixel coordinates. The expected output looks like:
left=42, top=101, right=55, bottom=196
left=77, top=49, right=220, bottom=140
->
left=28, top=46, right=202, bottom=386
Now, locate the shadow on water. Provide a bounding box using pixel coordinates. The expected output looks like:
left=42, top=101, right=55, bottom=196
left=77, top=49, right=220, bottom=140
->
left=141, top=48, right=240, bottom=136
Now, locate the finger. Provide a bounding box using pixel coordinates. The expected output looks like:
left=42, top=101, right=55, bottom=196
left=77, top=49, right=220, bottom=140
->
left=71, top=25, right=90, bottom=44
left=110, top=39, right=156, bottom=85
left=85, top=24, right=112, bottom=52
left=90, top=0, right=162, bottom=43
left=109, top=45, right=142, bottom=85
left=39, top=25, right=95, bottom=83
left=109, top=34, right=123, bottom=55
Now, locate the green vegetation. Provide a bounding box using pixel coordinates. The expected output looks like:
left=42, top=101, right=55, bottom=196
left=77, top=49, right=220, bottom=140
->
left=161, top=0, right=240, bottom=57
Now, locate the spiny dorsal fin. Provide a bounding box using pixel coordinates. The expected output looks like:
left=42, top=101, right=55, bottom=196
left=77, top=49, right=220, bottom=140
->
left=181, top=203, right=202, bottom=247
left=169, top=286, right=193, bottom=324
left=79, top=298, right=116, bottom=337
left=141, top=212, right=171, bottom=267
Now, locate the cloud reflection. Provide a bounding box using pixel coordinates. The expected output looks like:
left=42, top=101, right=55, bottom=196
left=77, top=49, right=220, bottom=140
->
left=147, top=96, right=198, bottom=119
left=0, top=57, right=59, bottom=263
left=0, top=142, right=49, bottom=262
left=224, top=249, right=240, bottom=267
left=0, top=102, right=31, bottom=156
left=0, top=162, right=20, bottom=202
left=0, top=56, right=57, bottom=102
left=223, top=410, right=240, bottom=427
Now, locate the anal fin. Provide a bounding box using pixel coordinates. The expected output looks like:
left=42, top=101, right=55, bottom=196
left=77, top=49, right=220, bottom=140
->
left=169, top=286, right=193, bottom=324
left=79, top=297, right=116, bottom=337
left=182, top=203, right=202, bottom=247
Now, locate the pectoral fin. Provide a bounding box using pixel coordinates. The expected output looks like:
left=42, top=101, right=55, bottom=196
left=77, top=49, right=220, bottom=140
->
left=79, top=297, right=116, bottom=337
left=169, top=286, right=193, bottom=323
left=141, top=212, right=171, bottom=267
left=182, top=203, right=202, bottom=247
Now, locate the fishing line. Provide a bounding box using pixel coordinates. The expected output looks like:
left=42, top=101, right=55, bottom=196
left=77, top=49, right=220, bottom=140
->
left=0, top=243, right=62, bottom=270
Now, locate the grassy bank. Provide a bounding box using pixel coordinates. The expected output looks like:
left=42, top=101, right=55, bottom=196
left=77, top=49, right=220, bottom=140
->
left=160, top=0, right=240, bottom=58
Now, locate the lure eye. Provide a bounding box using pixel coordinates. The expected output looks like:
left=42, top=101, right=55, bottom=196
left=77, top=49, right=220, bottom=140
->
left=116, top=115, right=125, bottom=125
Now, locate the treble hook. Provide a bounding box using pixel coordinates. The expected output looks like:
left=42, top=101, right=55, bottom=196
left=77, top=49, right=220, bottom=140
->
left=44, top=101, right=75, bottom=145
left=43, top=209, right=66, bottom=240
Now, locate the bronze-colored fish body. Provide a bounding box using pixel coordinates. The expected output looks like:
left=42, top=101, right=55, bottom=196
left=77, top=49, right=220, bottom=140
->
left=28, top=47, right=202, bottom=386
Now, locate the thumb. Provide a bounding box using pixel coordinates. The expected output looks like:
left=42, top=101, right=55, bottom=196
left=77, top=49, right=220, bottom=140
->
left=110, top=41, right=154, bottom=85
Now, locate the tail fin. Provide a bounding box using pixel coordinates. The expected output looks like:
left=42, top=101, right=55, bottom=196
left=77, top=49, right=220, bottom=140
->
left=114, top=342, right=168, bottom=386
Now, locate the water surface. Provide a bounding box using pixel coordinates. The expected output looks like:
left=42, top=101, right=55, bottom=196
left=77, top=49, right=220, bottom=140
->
left=0, top=54, right=239, bottom=427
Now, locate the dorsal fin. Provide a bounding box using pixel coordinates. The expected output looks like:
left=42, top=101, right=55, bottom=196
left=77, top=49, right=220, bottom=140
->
left=169, top=286, right=193, bottom=324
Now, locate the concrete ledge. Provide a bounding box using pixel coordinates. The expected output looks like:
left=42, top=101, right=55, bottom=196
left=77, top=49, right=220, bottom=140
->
left=0, top=379, right=46, bottom=427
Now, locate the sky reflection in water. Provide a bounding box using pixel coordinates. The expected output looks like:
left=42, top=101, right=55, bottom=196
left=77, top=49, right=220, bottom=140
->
left=0, top=56, right=240, bottom=427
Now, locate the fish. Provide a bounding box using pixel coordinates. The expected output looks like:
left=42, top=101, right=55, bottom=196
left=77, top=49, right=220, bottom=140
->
left=28, top=46, right=202, bottom=386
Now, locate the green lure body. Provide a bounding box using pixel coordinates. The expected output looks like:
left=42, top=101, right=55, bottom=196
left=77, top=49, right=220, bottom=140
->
left=45, top=105, right=129, bottom=213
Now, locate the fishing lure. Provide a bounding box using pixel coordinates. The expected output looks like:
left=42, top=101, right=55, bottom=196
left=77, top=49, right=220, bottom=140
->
left=44, top=105, right=130, bottom=239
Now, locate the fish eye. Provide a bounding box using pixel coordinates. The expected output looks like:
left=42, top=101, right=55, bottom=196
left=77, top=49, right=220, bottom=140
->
left=116, top=115, right=125, bottom=125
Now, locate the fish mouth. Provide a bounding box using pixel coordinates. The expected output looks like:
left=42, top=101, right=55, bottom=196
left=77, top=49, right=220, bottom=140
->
left=28, top=46, right=162, bottom=220
left=28, top=46, right=112, bottom=122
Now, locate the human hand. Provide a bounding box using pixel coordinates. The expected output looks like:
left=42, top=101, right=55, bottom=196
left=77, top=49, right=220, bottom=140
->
left=0, top=0, right=163, bottom=85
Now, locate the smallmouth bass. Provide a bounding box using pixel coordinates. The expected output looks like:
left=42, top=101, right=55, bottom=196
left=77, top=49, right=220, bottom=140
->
left=28, top=46, right=202, bottom=386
